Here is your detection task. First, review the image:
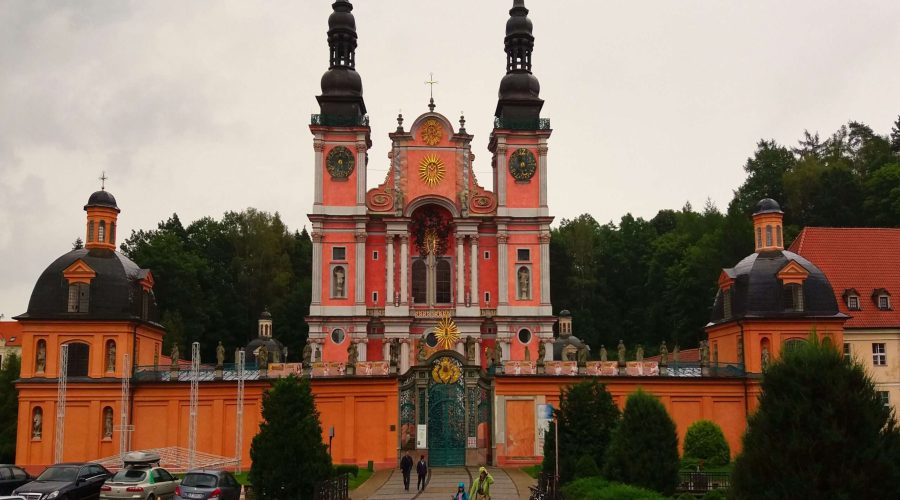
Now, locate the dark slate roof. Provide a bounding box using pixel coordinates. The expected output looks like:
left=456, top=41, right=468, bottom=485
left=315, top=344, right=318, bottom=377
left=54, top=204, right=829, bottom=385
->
left=246, top=337, right=284, bottom=363
left=552, top=331, right=587, bottom=359
left=17, top=248, right=159, bottom=323
left=710, top=250, right=843, bottom=324
left=753, top=198, right=782, bottom=215
left=85, top=190, right=119, bottom=211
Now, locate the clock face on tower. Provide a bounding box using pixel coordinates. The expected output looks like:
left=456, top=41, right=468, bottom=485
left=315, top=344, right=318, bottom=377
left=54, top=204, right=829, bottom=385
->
left=326, top=146, right=355, bottom=179
left=508, top=148, right=537, bottom=181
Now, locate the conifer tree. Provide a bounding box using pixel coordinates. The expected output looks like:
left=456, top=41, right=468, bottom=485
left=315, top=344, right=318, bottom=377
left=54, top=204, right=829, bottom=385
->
left=731, top=334, right=900, bottom=499
left=603, top=390, right=679, bottom=495
left=548, top=380, right=620, bottom=483
left=250, top=376, right=332, bottom=498
left=0, top=354, right=21, bottom=463
left=682, top=420, right=730, bottom=466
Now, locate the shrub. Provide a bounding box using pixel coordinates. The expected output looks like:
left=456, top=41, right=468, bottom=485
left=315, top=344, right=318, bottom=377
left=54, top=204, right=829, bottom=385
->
left=675, top=494, right=695, bottom=500
left=731, top=333, right=900, bottom=499
left=603, top=389, right=680, bottom=495
left=544, top=380, right=620, bottom=483
left=334, top=464, right=359, bottom=478
left=574, top=455, right=600, bottom=478
left=701, top=490, right=727, bottom=500
left=561, top=477, right=665, bottom=500
left=683, top=420, right=730, bottom=466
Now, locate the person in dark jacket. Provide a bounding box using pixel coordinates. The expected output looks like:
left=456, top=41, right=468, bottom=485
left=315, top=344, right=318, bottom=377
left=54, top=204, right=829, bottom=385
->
left=416, top=454, right=428, bottom=491
left=400, top=451, right=413, bottom=491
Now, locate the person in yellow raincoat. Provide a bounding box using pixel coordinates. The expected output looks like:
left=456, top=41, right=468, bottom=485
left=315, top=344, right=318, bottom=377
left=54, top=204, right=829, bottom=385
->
left=469, top=467, right=493, bottom=500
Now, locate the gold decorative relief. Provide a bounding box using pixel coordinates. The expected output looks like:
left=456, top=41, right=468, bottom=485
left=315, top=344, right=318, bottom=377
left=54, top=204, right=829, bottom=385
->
left=434, top=314, right=461, bottom=351
left=418, top=154, right=445, bottom=187
left=420, top=118, right=442, bottom=146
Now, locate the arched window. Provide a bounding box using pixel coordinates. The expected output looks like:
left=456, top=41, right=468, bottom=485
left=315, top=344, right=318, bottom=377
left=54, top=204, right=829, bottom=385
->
left=331, top=266, right=346, bottom=298
left=776, top=225, right=782, bottom=247
left=32, top=407, right=43, bottom=439
left=105, top=340, right=116, bottom=372
left=412, top=260, right=427, bottom=304
left=756, top=227, right=762, bottom=248
left=783, top=338, right=806, bottom=354
left=765, top=225, right=773, bottom=247
left=109, top=222, right=116, bottom=245
left=783, top=283, right=804, bottom=312
left=722, top=288, right=733, bottom=320
left=35, top=339, right=47, bottom=373
left=98, top=221, right=106, bottom=242
left=435, top=260, right=452, bottom=303
left=66, top=342, right=90, bottom=377
left=517, top=266, right=531, bottom=300
left=87, top=221, right=94, bottom=242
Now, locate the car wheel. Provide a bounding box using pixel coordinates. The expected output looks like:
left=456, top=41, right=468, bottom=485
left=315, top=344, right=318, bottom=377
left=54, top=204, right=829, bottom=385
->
left=147, top=495, right=156, bottom=500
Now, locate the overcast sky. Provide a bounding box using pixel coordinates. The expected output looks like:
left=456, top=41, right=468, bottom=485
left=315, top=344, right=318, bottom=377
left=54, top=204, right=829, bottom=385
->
left=1, top=0, right=899, bottom=318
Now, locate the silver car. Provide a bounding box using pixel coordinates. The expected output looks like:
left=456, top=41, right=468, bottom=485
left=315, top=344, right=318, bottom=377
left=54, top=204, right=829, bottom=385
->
left=100, top=467, right=180, bottom=500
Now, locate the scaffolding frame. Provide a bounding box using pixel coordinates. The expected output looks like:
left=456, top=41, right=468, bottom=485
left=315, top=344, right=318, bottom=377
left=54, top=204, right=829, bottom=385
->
left=54, top=344, right=69, bottom=463
left=117, top=353, right=132, bottom=464
left=187, top=342, right=200, bottom=470
left=235, top=349, right=245, bottom=473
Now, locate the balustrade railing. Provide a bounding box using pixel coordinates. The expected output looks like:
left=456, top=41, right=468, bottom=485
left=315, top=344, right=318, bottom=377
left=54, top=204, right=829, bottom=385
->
left=677, top=471, right=731, bottom=493
left=494, top=117, right=551, bottom=130
left=314, top=474, right=349, bottom=500
left=310, top=114, right=369, bottom=127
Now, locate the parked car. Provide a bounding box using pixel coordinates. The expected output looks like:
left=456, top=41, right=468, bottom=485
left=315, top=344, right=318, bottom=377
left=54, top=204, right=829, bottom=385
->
left=174, top=470, right=240, bottom=500
left=0, top=496, right=26, bottom=500
left=100, top=452, right=179, bottom=500
left=13, top=462, right=111, bottom=500
left=0, top=466, right=33, bottom=495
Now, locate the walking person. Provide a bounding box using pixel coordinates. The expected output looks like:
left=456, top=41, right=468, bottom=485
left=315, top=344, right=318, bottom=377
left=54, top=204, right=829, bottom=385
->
left=469, top=466, right=493, bottom=500
left=417, top=454, right=428, bottom=491
left=452, top=481, right=469, bottom=500
left=400, top=451, right=413, bottom=491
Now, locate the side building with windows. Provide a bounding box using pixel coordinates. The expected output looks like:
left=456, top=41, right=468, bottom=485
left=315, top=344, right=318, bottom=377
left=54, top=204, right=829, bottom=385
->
left=706, top=199, right=846, bottom=374
left=790, top=227, right=900, bottom=414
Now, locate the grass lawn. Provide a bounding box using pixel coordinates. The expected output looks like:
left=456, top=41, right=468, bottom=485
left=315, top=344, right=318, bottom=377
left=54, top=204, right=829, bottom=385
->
left=348, top=468, right=373, bottom=490
left=522, top=464, right=542, bottom=479
left=233, top=471, right=251, bottom=486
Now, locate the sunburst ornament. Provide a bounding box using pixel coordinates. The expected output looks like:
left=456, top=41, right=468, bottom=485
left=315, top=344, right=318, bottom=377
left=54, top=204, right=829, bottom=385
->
left=420, top=118, right=443, bottom=146
left=434, top=314, right=461, bottom=350
left=418, top=154, right=445, bottom=187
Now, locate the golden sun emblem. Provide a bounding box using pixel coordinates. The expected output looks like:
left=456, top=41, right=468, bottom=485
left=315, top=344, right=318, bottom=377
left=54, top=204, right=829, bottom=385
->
left=434, top=314, right=461, bottom=350
left=420, top=119, right=442, bottom=146
left=432, top=357, right=462, bottom=384
left=418, top=154, right=446, bottom=187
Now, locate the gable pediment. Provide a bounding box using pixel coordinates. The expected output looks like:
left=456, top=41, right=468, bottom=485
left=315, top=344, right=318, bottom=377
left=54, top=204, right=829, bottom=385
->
left=62, top=259, right=97, bottom=284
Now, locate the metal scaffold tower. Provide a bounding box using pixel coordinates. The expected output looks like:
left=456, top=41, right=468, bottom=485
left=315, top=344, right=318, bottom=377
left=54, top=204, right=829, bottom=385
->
left=187, top=342, right=200, bottom=470
left=235, top=349, right=245, bottom=473
left=117, top=353, right=133, bottom=464
left=54, top=344, right=69, bottom=463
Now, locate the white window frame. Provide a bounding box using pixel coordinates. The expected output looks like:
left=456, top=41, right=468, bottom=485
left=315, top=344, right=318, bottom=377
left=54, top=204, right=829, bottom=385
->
left=878, top=295, right=891, bottom=310
left=517, top=248, right=531, bottom=262
left=847, top=295, right=860, bottom=310
left=484, top=251, right=490, bottom=260
left=332, top=246, right=346, bottom=261
left=372, top=250, right=379, bottom=260
left=873, top=343, right=887, bottom=366
left=877, top=391, right=890, bottom=408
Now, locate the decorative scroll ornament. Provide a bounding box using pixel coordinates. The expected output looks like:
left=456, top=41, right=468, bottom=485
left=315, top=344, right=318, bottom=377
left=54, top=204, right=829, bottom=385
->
left=419, top=154, right=446, bottom=187
left=434, top=314, right=461, bottom=350
left=326, top=146, right=355, bottom=179
left=432, top=356, right=462, bottom=384
left=508, top=147, right=537, bottom=181
left=420, top=118, right=443, bottom=146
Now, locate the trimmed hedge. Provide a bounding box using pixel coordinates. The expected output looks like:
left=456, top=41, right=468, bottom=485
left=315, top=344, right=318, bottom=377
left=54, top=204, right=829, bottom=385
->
left=683, top=420, right=730, bottom=466
left=334, top=464, right=359, bottom=478
left=561, top=477, right=665, bottom=500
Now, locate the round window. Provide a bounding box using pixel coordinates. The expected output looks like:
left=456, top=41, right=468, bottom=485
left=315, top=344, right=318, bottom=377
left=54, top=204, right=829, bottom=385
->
left=331, top=328, right=346, bottom=344
left=518, top=328, right=532, bottom=344
left=424, top=331, right=438, bottom=348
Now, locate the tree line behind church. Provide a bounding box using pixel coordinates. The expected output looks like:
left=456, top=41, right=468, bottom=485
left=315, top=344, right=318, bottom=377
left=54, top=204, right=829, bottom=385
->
left=122, top=116, right=900, bottom=360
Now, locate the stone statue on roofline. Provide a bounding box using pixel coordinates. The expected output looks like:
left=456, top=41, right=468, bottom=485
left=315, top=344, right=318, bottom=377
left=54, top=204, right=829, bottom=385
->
left=659, top=341, right=668, bottom=367
left=617, top=340, right=626, bottom=367
left=537, top=341, right=546, bottom=366
left=576, top=344, right=588, bottom=366
left=170, top=345, right=179, bottom=371
left=700, top=340, right=709, bottom=367
left=258, top=345, right=268, bottom=370
left=303, top=342, right=312, bottom=366
left=465, top=335, right=476, bottom=362
left=347, top=342, right=358, bottom=366
left=600, top=344, right=607, bottom=362
left=216, top=341, right=225, bottom=368
left=673, top=344, right=680, bottom=365
left=636, top=344, right=644, bottom=362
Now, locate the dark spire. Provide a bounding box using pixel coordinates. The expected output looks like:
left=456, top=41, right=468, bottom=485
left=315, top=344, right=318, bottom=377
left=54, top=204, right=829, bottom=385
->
left=317, top=0, right=367, bottom=119
left=495, top=0, right=544, bottom=122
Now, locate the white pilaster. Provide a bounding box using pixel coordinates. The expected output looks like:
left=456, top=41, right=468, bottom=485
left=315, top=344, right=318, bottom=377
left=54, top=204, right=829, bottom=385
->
left=538, top=143, right=548, bottom=208
left=386, top=235, right=395, bottom=305
left=470, top=235, right=479, bottom=306
left=540, top=230, right=551, bottom=305
left=355, top=230, right=366, bottom=305
left=456, top=236, right=465, bottom=305
left=400, top=340, right=410, bottom=374
left=498, top=231, right=508, bottom=305
left=400, top=236, right=409, bottom=305
left=544, top=339, right=554, bottom=361
left=456, top=341, right=465, bottom=356
left=357, top=339, right=367, bottom=362
left=314, top=139, right=324, bottom=205
left=312, top=232, right=323, bottom=304
left=356, top=141, right=367, bottom=206
left=496, top=144, right=507, bottom=207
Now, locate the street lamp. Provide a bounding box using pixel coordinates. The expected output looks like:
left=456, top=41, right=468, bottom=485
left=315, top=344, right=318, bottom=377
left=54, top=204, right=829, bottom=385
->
left=553, top=410, right=559, bottom=490
left=329, top=426, right=335, bottom=460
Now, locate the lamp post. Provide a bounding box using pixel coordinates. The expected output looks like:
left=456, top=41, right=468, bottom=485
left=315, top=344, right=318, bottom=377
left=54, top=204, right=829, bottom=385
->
left=329, top=426, right=335, bottom=460
left=553, top=409, right=559, bottom=496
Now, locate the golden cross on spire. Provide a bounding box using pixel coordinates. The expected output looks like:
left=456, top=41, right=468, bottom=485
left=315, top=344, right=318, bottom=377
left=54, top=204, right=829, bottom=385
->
left=425, top=73, right=438, bottom=99
left=99, top=171, right=108, bottom=190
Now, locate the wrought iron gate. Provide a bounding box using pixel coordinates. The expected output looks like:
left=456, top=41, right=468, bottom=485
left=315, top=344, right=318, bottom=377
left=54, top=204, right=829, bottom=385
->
left=427, top=359, right=466, bottom=466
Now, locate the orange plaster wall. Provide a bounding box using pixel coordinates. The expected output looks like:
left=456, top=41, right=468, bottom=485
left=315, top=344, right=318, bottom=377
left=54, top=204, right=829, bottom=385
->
left=506, top=236, right=541, bottom=307
left=404, top=149, right=460, bottom=204
left=321, top=144, right=359, bottom=207
left=323, top=329, right=351, bottom=363
left=505, top=400, right=535, bottom=458
left=321, top=234, right=357, bottom=306
left=365, top=234, right=386, bottom=307
left=478, top=235, right=498, bottom=307
left=503, top=147, right=541, bottom=209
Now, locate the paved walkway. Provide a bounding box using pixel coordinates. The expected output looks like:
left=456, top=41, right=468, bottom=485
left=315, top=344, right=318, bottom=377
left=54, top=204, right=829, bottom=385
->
left=360, top=467, right=522, bottom=500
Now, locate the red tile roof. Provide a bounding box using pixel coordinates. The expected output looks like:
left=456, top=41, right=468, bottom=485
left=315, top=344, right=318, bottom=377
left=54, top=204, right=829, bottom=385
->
left=0, top=321, right=23, bottom=346
left=789, top=228, right=900, bottom=329
left=646, top=347, right=700, bottom=363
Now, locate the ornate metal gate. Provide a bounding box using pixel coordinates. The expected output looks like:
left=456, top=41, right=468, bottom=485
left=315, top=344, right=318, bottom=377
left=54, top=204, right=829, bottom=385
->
left=428, top=357, right=466, bottom=466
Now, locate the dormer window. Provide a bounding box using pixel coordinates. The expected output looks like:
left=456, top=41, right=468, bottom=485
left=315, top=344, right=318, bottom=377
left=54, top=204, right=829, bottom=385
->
left=783, top=283, right=804, bottom=312
left=848, top=295, right=860, bottom=310
left=873, top=288, right=891, bottom=310
left=67, top=283, right=90, bottom=313
left=722, top=288, right=733, bottom=320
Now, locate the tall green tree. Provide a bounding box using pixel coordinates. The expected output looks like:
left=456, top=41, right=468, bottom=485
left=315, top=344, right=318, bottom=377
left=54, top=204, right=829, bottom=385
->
left=548, top=380, right=620, bottom=483
left=0, top=353, right=21, bottom=463
left=731, top=334, right=900, bottom=499
left=250, top=376, right=332, bottom=498
left=603, top=390, right=680, bottom=495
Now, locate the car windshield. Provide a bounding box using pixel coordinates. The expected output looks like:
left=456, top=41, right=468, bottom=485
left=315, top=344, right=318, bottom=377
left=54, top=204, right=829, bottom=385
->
left=111, top=469, right=146, bottom=483
left=181, top=473, right=217, bottom=488
left=36, top=466, right=78, bottom=482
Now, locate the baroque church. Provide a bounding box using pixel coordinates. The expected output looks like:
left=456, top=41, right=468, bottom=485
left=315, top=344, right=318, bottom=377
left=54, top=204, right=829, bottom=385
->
left=13, top=0, right=849, bottom=471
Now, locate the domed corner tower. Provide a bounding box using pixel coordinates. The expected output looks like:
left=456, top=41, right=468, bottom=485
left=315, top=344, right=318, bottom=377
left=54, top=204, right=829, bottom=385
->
left=705, top=199, right=847, bottom=374
left=15, top=187, right=165, bottom=381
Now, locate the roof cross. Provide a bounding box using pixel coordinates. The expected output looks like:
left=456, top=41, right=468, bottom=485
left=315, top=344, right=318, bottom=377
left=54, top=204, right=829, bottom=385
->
left=99, top=171, right=108, bottom=190
left=425, top=73, right=438, bottom=111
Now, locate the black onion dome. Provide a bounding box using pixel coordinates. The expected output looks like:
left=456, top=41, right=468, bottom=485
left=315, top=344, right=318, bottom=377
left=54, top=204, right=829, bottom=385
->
left=328, top=0, right=356, bottom=31
left=495, top=0, right=544, bottom=121
left=246, top=337, right=284, bottom=363
left=317, top=0, right=366, bottom=117
left=85, top=190, right=120, bottom=211
left=754, top=198, right=783, bottom=215
left=710, top=250, right=842, bottom=324
left=506, top=3, right=533, bottom=38
left=18, top=248, right=158, bottom=322
left=320, top=67, right=363, bottom=96
left=558, top=309, right=571, bottom=317
left=498, top=72, right=541, bottom=100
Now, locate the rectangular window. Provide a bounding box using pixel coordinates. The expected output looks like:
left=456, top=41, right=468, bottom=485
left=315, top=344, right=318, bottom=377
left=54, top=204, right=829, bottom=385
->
left=484, top=251, right=490, bottom=260
left=843, top=343, right=851, bottom=360
left=332, top=247, right=346, bottom=261
left=372, top=250, right=379, bottom=260
left=484, top=292, right=491, bottom=304
left=67, top=283, right=90, bottom=313
left=372, top=291, right=378, bottom=303
left=877, top=391, right=890, bottom=408
left=873, top=343, right=887, bottom=366
left=765, top=225, right=773, bottom=246
left=848, top=296, right=859, bottom=310
left=879, top=295, right=890, bottom=310
left=517, top=248, right=530, bottom=261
